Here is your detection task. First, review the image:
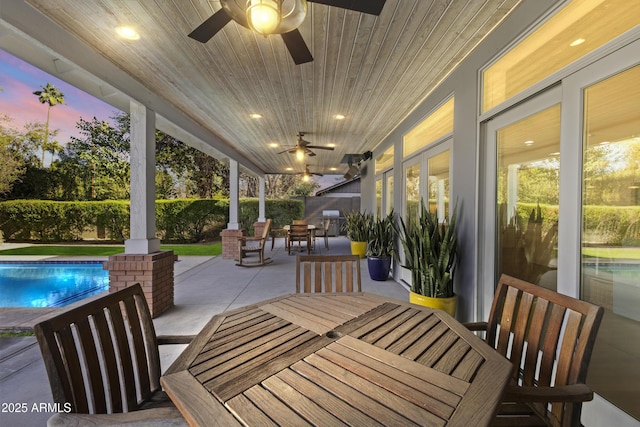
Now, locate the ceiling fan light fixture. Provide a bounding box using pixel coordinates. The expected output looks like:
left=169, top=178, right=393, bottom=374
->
left=296, top=147, right=305, bottom=161
left=247, top=0, right=281, bottom=36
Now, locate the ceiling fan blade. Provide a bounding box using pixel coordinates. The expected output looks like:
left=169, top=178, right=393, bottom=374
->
left=313, top=172, right=324, bottom=176
left=308, top=151, right=317, bottom=157
left=281, top=30, right=313, bottom=65
left=309, top=0, right=386, bottom=15
left=306, top=145, right=335, bottom=150
left=188, top=9, right=233, bottom=43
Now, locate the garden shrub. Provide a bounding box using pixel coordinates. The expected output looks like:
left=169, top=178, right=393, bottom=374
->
left=0, top=198, right=304, bottom=243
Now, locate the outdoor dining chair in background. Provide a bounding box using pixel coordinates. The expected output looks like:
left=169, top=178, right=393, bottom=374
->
left=296, top=254, right=361, bottom=293
left=464, top=274, right=604, bottom=427
left=288, top=223, right=312, bottom=255
left=34, top=284, right=192, bottom=426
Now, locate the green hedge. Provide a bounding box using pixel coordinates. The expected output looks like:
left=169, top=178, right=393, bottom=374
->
left=0, top=198, right=304, bottom=243
left=239, top=198, right=304, bottom=233
left=511, top=203, right=639, bottom=245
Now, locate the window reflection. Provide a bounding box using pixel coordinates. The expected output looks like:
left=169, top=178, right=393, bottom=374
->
left=581, top=65, right=640, bottom=418
left=496, top=105, right=560, bottom=289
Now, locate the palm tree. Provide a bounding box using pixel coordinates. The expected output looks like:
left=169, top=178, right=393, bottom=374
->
left=33, top=83, right=65, bottom=167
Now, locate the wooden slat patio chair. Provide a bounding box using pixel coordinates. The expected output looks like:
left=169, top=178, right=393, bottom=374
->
left=464, top=274, right=604, bottom=427
left=288, top=223, right=311, bottom=255
left=34, top=284, right=192, bottom=426
left=237, top=218, right=273, bottom=267
left=296, top=255, right=362, bottom=293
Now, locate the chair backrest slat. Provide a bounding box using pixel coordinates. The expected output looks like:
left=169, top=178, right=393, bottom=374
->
left=109, top=299, right=138, bottom=411
left=75, top=316, right=107, bottom=413
left=59, top=326, right=89, bottom=412
left=124, top=296, right=151, bottom=396
left=485, top=274, right=603, bottom=427
left=35, top=284, right=161, bottom=414
left=296, top=255, right=361, bottom=293
left=93, top=307, right=124, bottom=412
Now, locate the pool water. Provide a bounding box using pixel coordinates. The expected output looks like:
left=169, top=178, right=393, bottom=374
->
left=583, top=263, right=640, bottom=281
left=0, top=262, right=109, bottom=308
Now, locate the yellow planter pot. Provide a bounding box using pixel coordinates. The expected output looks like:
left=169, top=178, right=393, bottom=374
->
left=350, top=241, right=367, bottom=258
left=409, top=291, right=457, bottom=317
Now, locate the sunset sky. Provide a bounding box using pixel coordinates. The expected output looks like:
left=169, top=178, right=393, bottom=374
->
left=0, top=49, right=119, bottom=146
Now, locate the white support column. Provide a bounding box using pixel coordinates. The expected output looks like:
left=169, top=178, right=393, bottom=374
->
left=228, top=159, right=240, bottom=230
left=258, top=176, right=266, bottom=222
left=507, top=164, right=519, bottom=221
left=438, top=179, right=446, bottom=221
left=125, top=100, right=160, bottom=254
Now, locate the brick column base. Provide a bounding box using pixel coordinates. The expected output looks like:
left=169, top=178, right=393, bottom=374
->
left=103, top=250, right=176, bottom=318
left=253, top=221, right=267, bottom=238
left=221, top=228, right=244, bottom=259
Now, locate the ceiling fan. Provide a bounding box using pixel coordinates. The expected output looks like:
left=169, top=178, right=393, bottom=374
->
left=298, top=164, right=323, bottom=181
left=278, top=132, right=334, bottom=160
left=188, top=0, right=387, bottom=64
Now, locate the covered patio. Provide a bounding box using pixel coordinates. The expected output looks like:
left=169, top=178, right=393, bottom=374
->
left=0, top=0, right=638, bottom=424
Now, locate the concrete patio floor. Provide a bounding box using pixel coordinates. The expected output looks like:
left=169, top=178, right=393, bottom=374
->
left=0, top=236, right=408, bottom=426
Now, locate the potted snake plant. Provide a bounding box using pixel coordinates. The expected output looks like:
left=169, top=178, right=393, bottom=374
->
left=366, top=209, right=397, bottom=281
left=396, top=199, right=458, bottom=316
left=342, top=210, right=373, bottom=258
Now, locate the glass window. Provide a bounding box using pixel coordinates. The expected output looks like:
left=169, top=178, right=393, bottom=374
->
left=581, top=65, right=640, bottom=418
left=428, top=150, right=450, bottom=220
left=375, top=146, right=394, bottom=174
left=496, top=105, right=560, bottom=289
left=483, top=0, right=640, bottom=112
left=404, top=97, right=454, bottom=158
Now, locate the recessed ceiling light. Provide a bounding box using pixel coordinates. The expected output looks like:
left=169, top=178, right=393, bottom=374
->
left=524, top=140, right=534, bottom=145
left=327, top=143, right=336, bottom=148
left=598, top=141, right=611, bottom=145
left=330, top=167, right=337, bottom=171
left=250, top=113, right=262, bottom=119
left=570, top=38, right=585, bottom=47
left=115, top=26, right=140, bottom=40
left=285, top=167, right=293, bottom=171
left=335, top=114, right=345, bottom=120
left=550, top=152, right=560, bottom=156
left=269, top=143, right=279, bottom=148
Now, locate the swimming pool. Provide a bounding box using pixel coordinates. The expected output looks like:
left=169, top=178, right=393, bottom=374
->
left=0, top=261, right=109, bottom=308
left=583, top=262, right=640, bottom=281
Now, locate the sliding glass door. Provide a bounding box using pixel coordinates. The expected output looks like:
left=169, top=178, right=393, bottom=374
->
left=482, top=42, right=639, bottom=420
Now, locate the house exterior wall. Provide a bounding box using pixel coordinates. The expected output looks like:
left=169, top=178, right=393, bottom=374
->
left=361, top=1, right=640, bottom=424
left=363, top=0, right=562, bottom=322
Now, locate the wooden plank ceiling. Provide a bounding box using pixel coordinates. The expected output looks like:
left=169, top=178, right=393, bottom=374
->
left=22, top=0, right=522, bottom=175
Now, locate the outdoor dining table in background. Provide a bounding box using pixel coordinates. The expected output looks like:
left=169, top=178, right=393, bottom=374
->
left=161, top=293, right=512, bottom=427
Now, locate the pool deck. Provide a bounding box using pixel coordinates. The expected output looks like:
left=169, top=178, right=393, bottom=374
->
left=0, top=237, right=409, bottom=426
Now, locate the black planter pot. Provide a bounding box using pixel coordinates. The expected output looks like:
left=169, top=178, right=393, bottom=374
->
left=367, top=256, right=391, bottom=281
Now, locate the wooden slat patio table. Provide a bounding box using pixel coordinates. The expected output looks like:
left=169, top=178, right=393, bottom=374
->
left=161, top=293, right=512, bottom=427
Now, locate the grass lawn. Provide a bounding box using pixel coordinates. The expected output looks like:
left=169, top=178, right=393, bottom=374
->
left=582, top=246, right=640, bottom=260
left=0, top=243, right=221, bottom=257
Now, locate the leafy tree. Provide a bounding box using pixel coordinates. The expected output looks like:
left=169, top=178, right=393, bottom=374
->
left=61, top=117, right=130, bottom=200
left=33, top=83, right=65, bottom=167
left=0, top=115, right=25, bottom=198
left=291, top=180, right=320, bottom=196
